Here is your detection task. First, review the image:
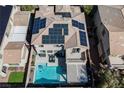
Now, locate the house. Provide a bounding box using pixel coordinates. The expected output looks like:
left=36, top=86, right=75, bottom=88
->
left=93, top=5, right=124, bottom=69
left=30, top=5, right=89, bottom=84
left=0, top=6, right=30, bottom=77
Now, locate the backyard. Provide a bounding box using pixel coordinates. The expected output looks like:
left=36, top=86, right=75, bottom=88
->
left=8, top=72, right=24, bottom=83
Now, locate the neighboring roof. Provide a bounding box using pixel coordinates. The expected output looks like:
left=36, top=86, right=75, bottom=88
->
left=98, top=5, right=124, bottom=32
left=109, top=56, right=124, bottom=65
left=109, top=56, right=124, bottom=69
left=14, top=11, right=30, bottom=26
left=0, top=5, right=12, bottom=46
left=4, top=42, right=24, bottom=64
left=4, top=42, right=24, bottom=50
left=109, top=31, right=124, bottom=56
left=107, top=5, right=124, bottom=9
left=9, top=10, right=30, bottom=42
left=9, top=26, right=28, bottom=42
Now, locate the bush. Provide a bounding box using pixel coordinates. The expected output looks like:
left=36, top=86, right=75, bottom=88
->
left=83, top=5, right=93, bottom=15
left=20, top=5, right=37, bottom=11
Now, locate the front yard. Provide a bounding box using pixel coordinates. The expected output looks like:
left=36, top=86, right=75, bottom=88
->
left=8, top=72, right=24, bottom=83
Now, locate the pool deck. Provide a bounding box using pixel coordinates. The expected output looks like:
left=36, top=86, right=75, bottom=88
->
left=35, top=45, right=64, bottom=66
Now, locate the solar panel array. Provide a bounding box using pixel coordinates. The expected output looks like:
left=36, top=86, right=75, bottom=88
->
left=72, top=20, right=85, bottom=30
left=79, top=31, right=87, bottom=46
left=32, top=18, right=46, bottom=34
left=53, top=24, right=68, bottom=35
left=42, top=35, right=64, bottom=44
left=49, top=28, right=62, bottom=35
left=55, top=12, right=71, bottom=17
left=62, top=12, right=71, bottom=17
left=42, top=24, right=68, bottom=44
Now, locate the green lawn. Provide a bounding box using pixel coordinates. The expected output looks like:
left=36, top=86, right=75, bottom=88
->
left=8, top=72, right=24, bottom=83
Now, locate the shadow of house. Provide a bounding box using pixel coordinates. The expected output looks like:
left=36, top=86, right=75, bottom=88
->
left=92, top=6, right=110, bottom=66
left=55, top=45, right=67, bottom=81
left=23, top=9, right=38, bottom=88
left=0, top=5, right=12, bottom=46
left=26, top=13, right=35, bottom=44
left=55, top=45, right=66, bottom=67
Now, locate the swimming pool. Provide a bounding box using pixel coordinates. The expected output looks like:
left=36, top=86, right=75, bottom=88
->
left=33, top=63, right=66, bottom=84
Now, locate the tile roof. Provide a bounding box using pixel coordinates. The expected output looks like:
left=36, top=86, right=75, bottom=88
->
left=14, top=11, right=30, bottom=26
left=3, top=42, right=25, bottom=64
left=4, top=42, right=24, bottom=50
left=98, top=5, right=124, bottom=32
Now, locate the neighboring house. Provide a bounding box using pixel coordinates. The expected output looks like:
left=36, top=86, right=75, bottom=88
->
left=31, top=5, right=89, bottom=84
left=0, top=6, right=30, bottom=77
left=0, top=5, right=13, bottom=76
left=93, top=5, right=124, bottom=69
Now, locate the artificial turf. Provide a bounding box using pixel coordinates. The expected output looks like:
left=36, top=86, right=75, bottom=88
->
left=8, top=72, right=24, bottom=83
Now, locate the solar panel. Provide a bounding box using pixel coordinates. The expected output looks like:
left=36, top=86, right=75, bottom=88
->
left=79, top=23, right=85, bottom=30
left=62, top=12, right=71, bottom=17
left=32, top=18, right=40, bottom=34
left=62, top=24, right=68, bottom=35
left=49, top=28, right=62, bottom=35
left=64, top=28, right=68, bottom=35
left=42, top=35, right=64, bottom=44
left=53, top=24, right=68, bottom=35
left=42, top=35, right=49, bottom=44
left=39, top=18, right=46, bottom=28
left=72, top=20, right=78, bottom=27
left=42, top=23, right=68, bottom=44
left=72, top=20, right=85, bottom=30
left=79, top=31, right=87, bottom=46
left=49, top=28, right=54, bottom=34
left=32, top=18, right=46, bottom=34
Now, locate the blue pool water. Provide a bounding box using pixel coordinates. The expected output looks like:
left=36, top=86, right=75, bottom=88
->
left=34, top=63, right=66, bottom=84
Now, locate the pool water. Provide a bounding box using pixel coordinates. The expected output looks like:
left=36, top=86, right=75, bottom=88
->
left=34, top=63, right=66, bottom=84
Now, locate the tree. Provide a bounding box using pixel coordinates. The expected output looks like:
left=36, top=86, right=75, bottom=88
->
left=118, top=75, right=124, bottom=87
left=96, top=68, right=119, bottom=88
left=20, top=5, right=38, bottom=11
left=83, top=5, right=93, bottom=15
